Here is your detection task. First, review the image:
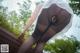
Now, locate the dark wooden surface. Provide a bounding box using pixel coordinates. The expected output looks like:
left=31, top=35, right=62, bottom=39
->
left=0, top=27, right=22, bottom=53
left=0, top=27, right=37, bottom=53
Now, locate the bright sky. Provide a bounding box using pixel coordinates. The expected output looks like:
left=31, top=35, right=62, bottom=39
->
left=2, top=0, right=22, bottom=12
left=2, top=0, right=40, bottom=14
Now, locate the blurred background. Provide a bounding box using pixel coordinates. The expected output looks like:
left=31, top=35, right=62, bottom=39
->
left=0, top=0, right=80, bottom=53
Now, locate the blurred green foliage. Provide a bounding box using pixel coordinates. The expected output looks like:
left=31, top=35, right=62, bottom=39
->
left=44, top=37, right=80, bottom=53
left=18, top=0, right=31, bottom=24
left=0, top=10, right=20, bottom=37
left=0, top=0, right=31, bottom=37
left=69, top=0, right=80, bottom=15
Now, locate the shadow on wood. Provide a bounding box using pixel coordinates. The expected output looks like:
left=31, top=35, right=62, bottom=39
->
left=0, top=27, right=39, bottom=53
left=0, top=27, right=22, bottom=53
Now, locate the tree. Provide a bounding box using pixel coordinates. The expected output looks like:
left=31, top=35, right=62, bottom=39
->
left=69, top=0, right=80, bottom=15
left=44, top=37, right=80, bottom=53
left=18, top=0, right=31, bottom=24
left=0, top=0, right=32, bottom=37
left=0, top=0, right=10, bottom=30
